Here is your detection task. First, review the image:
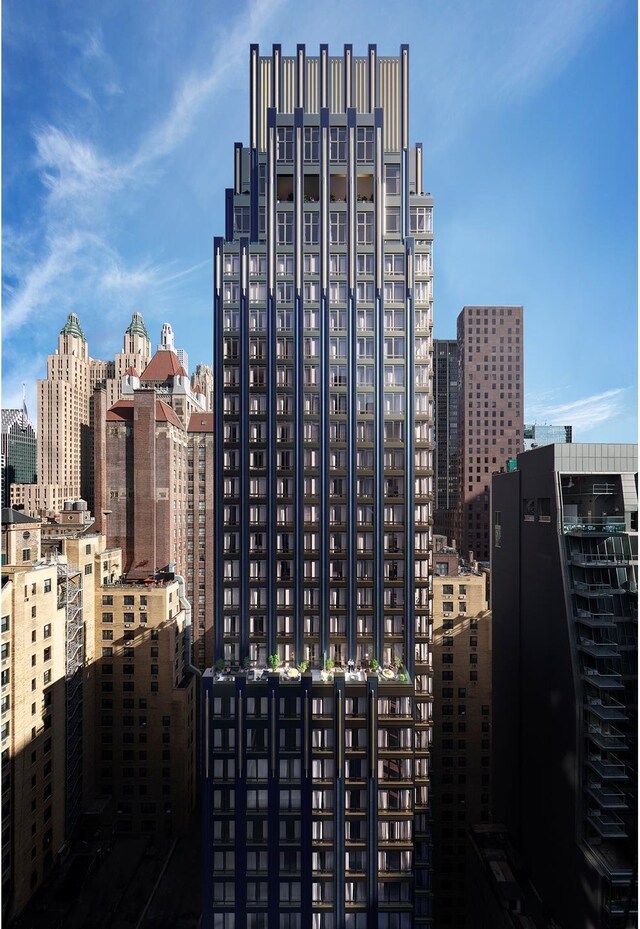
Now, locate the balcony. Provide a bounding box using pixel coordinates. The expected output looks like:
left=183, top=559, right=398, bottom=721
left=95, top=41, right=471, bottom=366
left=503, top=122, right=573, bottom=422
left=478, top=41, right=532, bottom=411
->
left=587, top=783, right=628, bottom=810
left=586, top=726, right=627, bottom=751
left=587, top=810, right=628, bottom=839
left=563, top=516, right=627, bottom=535
left=569, top=552, right=632, bottom=567
left=578, top=638, right=620, bottom=659
left=586, top=699, right=628, bottom=722
left=587, top=756, right=628, bottom=780
left=575, top=609, right=615, bottom=628
left=581, top=666, right=624, bottom=691
left=573, top=581, right=626, bottom=597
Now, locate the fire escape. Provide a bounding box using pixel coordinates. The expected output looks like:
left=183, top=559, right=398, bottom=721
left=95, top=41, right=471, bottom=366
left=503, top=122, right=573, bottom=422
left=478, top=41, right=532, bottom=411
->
left=57, top=562, right=84, bottom=837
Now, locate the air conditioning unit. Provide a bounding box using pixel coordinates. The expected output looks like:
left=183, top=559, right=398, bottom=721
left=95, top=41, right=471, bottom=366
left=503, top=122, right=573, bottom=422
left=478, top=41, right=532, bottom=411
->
left=458, top=595, right=466, bottom=600
left=443, top=611, right=452, bottom=617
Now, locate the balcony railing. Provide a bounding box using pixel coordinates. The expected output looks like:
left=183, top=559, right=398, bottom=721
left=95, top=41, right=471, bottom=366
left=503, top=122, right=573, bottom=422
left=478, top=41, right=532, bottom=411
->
left=563, top=516, right=627, bottom=534
left=587, top=809, right=628, bottom=839
left=569, top=552, right=631, bottom=566
left=587, top=782, right=628, bottom=809
left=586, top=698, right=628, bottom=722
left=586, top=726, right=627, bottom=751
left=587, top=756, right=628, bottom=780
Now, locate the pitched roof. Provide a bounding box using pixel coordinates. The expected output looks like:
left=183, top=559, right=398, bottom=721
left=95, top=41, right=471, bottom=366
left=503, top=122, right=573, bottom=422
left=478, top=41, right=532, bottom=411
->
left=139, top=350, right=187, bottom=382
left=106, top=398, right=182, bottom=429
left=2, top=507, right=40, bottom=525
left=123, top=367, right=139, bottom=377
left=187, top=412, right=214, bottom=433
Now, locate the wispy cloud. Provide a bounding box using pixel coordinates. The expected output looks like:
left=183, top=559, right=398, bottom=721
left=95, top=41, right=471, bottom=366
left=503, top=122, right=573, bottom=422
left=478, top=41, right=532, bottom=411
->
left=34, top=125, right=130, bottom=208
left=423, top=0, right=617, bottom=149
left=527, top=387, right=629, bottom=433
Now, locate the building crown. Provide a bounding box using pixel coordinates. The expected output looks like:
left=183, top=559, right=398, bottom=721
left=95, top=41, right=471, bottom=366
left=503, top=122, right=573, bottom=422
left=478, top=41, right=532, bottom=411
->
left=60, top=312, right=86, bottom=341
left=125, top=312, right=150, bottom=340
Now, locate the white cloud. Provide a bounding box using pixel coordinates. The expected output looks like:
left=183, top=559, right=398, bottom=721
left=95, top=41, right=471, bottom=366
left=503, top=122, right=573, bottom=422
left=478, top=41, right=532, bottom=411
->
left=527, top=387, right=629, bottom=433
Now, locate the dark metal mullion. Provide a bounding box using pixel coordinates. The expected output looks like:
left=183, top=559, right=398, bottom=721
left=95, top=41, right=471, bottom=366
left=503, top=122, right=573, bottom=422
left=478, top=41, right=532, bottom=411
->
left=213, top=237, right=225, bottom=663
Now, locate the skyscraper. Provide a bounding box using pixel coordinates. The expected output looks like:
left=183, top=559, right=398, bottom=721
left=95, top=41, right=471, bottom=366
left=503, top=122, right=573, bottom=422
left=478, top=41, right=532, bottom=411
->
left=492, top=444, right=638, bottom=929
left=456, top=306, right=524, bottom=562
left=433, top=340, right=458, bottom=544
left=204, top=43, right=434, bottom=928
left=1, top=405, right=37, bottom=508
left=10, top=311, right=151, bottom=518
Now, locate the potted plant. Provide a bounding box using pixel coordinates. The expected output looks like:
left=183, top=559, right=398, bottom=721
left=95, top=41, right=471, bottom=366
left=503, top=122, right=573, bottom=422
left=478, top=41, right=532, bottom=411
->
left=242, top=656, right=252, bottom=672
left=268, top=653, right=280, bottom=672
left=398, top=672, right=408, bottom=682
left=298, top=660, right=308, bottom=673
left=214, top=657, right=226, bottom=679
left=370, top=658, right=379, bottom=672
left=393, top=656, right=403, bottom=672
left=326, top=658, right=335, bottom=671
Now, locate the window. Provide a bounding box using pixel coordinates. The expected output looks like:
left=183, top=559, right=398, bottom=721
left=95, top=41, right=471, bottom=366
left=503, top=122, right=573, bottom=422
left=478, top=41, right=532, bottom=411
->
left=277, top=127, right=294, bottom=162
left=303, top=211, right=319, bottom=245
left=43, top=580, right=51, bottom=594
left=277, top=211, right=293, bottom=245
left=84, top=564, right=92, bottom=576
left=329, top=211, right=346, bottom=245
left=43, top=625, right=51, bottom=639
left=330, top=127, right=347, bottom=161
left=410, top=206, right=432, bottom=234
left=357, top=211, right=373, bottom=245
left=385, top=207, right=401, bottom=234
left=356, top=127, right=374, bottom=162
left=385, top=163, right=401, bottom=194
left=304, top=126, right=319, bottom=162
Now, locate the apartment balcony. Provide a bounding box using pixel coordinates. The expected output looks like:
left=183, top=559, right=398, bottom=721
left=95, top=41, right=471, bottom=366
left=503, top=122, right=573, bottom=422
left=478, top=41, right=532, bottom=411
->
left=586, top=725, right=627, bottom=751
left=586, top=783, right=629, bottom=810
left=569, top=552, right=632, bottom=567
left=573, top=581, right=626, bottom=597
left=587, top=756, right=628, bottom=781
left=575, top=608, right=616, bottom=628
left=587, top=809, right=628, bottom=839
left=581, top=666, right=624, bottom=691
left=586, top=698, right=628, bottom=722
left=563, top=516, right=627, bottom=535
left=578, top=637, right=620, bottom=659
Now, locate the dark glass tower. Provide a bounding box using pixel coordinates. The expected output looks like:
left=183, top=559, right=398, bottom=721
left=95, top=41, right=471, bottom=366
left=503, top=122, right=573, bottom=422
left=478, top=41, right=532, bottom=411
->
left=204, top=44, right=434, bottom=929
left=432, top=340, right=458, bottom=544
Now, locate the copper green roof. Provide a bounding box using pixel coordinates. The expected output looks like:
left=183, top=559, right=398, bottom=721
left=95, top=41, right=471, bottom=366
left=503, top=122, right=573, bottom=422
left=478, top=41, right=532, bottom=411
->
left=60, top=312, right=86, bottom=341
left=126, top=312, right=150, bottom=340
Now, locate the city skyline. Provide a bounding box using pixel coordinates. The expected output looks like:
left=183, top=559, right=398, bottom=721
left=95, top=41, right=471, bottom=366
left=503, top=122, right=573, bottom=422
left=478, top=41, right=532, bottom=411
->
left=2, top=0, right=637, bottom=443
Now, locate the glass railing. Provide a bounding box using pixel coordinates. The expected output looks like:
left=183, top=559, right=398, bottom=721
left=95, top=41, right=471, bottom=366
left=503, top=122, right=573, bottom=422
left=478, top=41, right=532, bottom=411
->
left=563, top=516, right=627, bottom=534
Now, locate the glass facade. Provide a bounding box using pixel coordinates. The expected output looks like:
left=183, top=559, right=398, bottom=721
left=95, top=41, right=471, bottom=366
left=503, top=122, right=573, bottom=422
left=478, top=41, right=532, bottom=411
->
left=523, top=423, right=572, bottom=450
left=205, top=44, right=434, bottom=928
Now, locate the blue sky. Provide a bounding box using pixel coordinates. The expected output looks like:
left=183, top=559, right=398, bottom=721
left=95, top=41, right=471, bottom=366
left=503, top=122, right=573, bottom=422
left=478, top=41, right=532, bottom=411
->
left=2, top=0, right=637, bottom=441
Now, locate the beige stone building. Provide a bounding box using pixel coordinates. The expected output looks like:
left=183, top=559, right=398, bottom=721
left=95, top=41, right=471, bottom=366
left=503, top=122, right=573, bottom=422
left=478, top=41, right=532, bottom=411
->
left=431, top=547, right=492, bottom=929
left=89, top=574, right=196, bottom=837
left=1, top=508, right=196, bottom=921
left=1, top=511, right=67, bottom=920
left=11, top=312, right=151, bottom=518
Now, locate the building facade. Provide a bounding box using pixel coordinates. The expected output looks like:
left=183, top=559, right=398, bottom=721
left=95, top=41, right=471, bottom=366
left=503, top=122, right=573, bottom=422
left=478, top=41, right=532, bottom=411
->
left=10, top=312, right=152, bottom=518
left=204, top=43, right=434, bottom=928
left=430, top=550, right=491, bottom=929
left=456, top=306, right=523, bottom=562
left=1, top=407, right=37, bottom=508
left=492, top=444, right=638, bottom=929
left=433, top=340, right=458, bottom=544
left=523, top=422, right=572, bottom=450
